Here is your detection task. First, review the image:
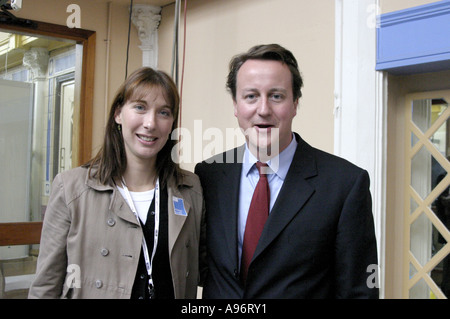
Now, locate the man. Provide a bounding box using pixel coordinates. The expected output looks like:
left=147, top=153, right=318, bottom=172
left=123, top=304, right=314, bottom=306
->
left=195, top=44, right=378, bottom=299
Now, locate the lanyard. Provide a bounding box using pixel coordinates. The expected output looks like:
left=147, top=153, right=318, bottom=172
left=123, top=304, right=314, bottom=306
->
left=121, top=177, right=160, bottom=297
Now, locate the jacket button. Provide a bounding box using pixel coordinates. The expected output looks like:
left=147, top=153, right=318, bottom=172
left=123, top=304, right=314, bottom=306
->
left=234, top=269, right=239, bottom=278
left=100, top=248, right=109, bottom=256
left=95, top=280, right=103, bottom=288
left=186, top=271, right=189, bottom=278
left=107, top=218, right=116, bottom=226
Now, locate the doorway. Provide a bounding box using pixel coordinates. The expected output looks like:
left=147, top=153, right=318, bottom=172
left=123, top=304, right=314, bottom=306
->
left=403, top=91, right=450, bottom=299
left=0, top=19, right=95, bottom=298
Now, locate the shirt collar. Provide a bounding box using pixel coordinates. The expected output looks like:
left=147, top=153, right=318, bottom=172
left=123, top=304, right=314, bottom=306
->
left=242, top=133, right=298, bottom=181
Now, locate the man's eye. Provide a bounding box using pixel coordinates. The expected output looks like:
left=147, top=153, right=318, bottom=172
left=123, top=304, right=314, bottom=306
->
left=271, top=94, right=283, bottom=100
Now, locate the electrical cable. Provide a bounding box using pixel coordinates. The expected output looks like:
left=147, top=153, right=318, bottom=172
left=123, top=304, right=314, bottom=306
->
left=170, top=0, right=187, bottom=140
left=125, top=0, right=133, bottom=80
left=171, top=0, right=180, bottom=84
left=178, top=0, right=187, bottom=131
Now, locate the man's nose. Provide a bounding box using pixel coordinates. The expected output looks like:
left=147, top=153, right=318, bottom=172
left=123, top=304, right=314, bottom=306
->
left=257, top=97, right=271, bottom=116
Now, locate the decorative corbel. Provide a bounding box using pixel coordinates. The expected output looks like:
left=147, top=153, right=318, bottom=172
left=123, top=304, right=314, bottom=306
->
left=131, top=4, right=161, bottom=69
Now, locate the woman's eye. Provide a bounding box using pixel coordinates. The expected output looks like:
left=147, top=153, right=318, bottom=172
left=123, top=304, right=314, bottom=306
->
left=134, top=104, right=145, bottom=111
left=160, top=109, right=172, bottom=117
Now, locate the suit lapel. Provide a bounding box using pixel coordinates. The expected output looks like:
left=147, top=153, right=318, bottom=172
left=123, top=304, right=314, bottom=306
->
left=253, top=135, right=317, bottom=260
left=219, top=159, right=242, bottom=267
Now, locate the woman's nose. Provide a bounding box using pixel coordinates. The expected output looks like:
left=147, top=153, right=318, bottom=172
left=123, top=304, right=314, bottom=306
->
left=143, top=112, right=156, bottom=130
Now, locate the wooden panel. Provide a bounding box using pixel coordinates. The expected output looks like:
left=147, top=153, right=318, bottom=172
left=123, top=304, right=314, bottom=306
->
left=0, top=222, right=43, bottom=246
left=78, top=31, right=96, bottom=165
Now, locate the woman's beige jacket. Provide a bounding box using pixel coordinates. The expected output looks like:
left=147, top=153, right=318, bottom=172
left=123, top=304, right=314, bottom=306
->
left=28, top=166, right=205, bottom=299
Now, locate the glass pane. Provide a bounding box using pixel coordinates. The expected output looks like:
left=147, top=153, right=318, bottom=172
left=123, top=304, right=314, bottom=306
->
left=430, top=114, right=447, bottom=155
left=432, top=187, right=450, bottom=298
left=0, top=79, right=33, bottom=225
left=411, top=147, right=447, bottom=201
left=410, top=262, right=418, bottom=279
left=0, top=31, right=76, bottom=299
left=412, top=98, right=448, bottom=134
left=433, top=187, right=450, bottom=236
left=409, top=96, right=450, bottom=299
left=410, top=197, right=419, bottom=215
left=409, top=278, right=430, bottom=299
left=411, top=132, right=419, bottom=147
left=411, top=146, right=432, bottom=200
left=411, top=213, right=432, bottom=267
left=412, top=99, right=431, bottom=133
left=431, top=100, right=448, bottom=127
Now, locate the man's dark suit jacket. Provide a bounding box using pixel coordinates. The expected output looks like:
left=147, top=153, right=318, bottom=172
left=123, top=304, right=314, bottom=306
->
left=195, top=133, right=379, bottom=299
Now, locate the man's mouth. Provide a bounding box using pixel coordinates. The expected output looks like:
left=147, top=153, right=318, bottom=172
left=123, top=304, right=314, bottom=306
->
left=255, top=124, right=274, bottom=129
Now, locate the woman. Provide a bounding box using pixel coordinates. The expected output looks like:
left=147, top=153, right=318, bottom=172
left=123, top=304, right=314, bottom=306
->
left=29, top=67, right=205, bottom=299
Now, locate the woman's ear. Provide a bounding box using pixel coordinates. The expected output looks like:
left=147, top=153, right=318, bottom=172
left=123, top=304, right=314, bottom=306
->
left=114, top=108, right=122, bottom=125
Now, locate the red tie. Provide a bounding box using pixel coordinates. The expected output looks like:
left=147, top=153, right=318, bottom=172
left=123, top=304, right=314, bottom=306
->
left=241, top=162, right=270, bottom=283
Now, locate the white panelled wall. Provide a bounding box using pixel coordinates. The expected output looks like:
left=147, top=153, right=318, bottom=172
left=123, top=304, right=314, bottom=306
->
left=334, top=0, right=386, bottom=298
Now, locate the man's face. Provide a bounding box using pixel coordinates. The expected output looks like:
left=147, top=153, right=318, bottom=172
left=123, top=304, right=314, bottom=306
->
left=234, top=59, right=298, bottom=160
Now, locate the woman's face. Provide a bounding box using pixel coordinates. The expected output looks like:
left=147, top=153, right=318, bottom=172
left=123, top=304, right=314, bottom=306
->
left=115, top=86, right=174, bottom=168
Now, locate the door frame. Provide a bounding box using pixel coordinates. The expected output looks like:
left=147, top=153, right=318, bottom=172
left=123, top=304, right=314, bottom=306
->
left=403, top=90, right=450, bottom=299
left=0, top=18, right=95, bottom=247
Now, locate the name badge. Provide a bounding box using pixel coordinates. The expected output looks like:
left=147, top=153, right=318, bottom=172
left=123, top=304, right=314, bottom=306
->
left=173, top=196, right=187, bottom=216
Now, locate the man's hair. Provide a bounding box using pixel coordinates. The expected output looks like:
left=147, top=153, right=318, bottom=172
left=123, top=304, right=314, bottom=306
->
left=226, top=44, right=303, bottom=101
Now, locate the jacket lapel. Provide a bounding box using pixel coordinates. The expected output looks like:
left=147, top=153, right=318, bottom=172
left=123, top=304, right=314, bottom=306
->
left=110, top=191, right=142, bottom=226
left=253, top=135, right=317, bottom=260
left=85, top=171, right=141, bottom=226
left=168, top=183, right=191, bottom=254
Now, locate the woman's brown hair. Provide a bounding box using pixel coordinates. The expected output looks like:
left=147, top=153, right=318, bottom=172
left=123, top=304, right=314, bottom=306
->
left=85, top=67, right=182, bottom=188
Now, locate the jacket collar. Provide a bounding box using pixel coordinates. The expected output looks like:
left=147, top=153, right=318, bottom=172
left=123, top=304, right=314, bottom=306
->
left=83, top=166, right=195, bottom=228
left=84, top=166, right=194, bottom=191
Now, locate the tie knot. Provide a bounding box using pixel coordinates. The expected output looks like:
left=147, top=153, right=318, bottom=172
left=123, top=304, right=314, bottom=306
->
left=255, top=161, right=269, bottom=175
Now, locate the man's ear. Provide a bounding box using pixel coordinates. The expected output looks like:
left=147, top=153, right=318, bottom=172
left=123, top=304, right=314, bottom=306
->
left=293, top=98, right=299, bottom=117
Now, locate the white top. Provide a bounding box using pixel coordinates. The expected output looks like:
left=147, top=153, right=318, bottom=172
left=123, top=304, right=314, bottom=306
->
left=117, top=186, right=154, bottom=224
